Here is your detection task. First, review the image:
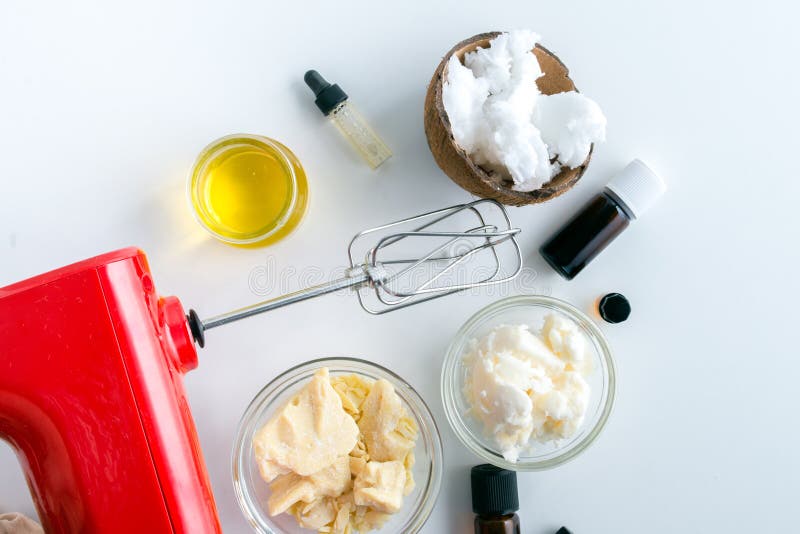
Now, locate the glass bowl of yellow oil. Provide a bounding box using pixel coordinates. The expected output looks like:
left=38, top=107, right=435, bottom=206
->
left=188, top=134, right=308, bottom=246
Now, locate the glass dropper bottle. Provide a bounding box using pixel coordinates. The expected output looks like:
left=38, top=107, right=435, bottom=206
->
left=304, top=70, right=392, bottom=169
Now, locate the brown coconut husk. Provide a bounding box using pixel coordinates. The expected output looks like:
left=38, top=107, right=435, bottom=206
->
left=424, top=31, right=593, bottom=206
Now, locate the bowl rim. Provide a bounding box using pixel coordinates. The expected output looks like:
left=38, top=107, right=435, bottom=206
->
left=232, top=356, right=444, bottom=534
left=440, top=295, right=616, bottom=471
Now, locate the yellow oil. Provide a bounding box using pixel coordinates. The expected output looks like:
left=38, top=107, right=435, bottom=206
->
left=189, top=135, right=308, bottom=246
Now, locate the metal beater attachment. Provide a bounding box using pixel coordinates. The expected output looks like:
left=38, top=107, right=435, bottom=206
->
left=187, top=199, right=522, bottom=347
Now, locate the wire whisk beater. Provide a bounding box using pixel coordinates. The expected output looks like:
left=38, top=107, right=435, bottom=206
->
left=188, top=199, right=522, bottom=346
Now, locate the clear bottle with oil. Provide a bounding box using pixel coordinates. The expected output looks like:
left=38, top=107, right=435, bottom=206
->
left=188, top=134, right=308, bottom=247
left=304, top=70, right=392, bottom=169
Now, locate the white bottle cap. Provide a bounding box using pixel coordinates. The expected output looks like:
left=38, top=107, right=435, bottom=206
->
left=605, top=159, right=666, bottom=219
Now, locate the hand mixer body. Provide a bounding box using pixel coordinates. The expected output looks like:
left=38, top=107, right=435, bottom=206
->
left=0, top=248, right=221, bottom=533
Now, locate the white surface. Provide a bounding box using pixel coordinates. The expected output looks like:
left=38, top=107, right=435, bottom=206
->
left=1, top=1, right=799, bottom=532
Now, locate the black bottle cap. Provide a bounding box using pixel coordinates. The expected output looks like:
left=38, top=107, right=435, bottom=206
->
left=555, top=528, right=573, bottom=534
left=304, top=70, right=348, bottom=116
left=598, top=293, right=631, bottom=323
left=471, top=464, right=519, bottom=516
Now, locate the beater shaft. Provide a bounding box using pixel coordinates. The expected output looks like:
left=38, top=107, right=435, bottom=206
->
left=201, top=269, right=371, bottom=331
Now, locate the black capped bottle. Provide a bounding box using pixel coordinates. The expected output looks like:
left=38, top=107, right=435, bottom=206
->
left=303, top=70, right=392, bottom=169
left=471, top=464, right=520, bottom=534
left=540, top=159, right=666, bottom=280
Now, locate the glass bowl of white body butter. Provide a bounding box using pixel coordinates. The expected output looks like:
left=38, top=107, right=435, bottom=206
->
left=442, top=295, right=615, bottom=471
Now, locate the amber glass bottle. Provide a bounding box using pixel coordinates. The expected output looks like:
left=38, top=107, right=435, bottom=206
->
left=471, top=464, right=520, bottom=534
left=540, top=159, right=665, bottom=280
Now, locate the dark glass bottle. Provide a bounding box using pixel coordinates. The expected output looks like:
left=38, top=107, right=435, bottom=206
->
left=471, top=464, right=521, bottom=534
left=540, top=191, right=631, bottom=280
left=475, top=513, right=520, bottom=534
left=539, top=159, right=665, bottom=280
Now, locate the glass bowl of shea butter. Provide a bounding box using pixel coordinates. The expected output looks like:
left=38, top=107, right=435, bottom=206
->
left=442, top=295, right=615, bottom=471
left=233, top=358, right=443, bottom=534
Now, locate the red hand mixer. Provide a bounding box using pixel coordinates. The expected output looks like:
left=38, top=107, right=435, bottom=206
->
left=0, top=200, right=520, bottom=533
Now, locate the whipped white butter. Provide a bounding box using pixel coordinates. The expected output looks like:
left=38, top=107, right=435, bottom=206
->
left=463, top=314, right=591, bottom=461
left=443, top=30, right=606, bottom=192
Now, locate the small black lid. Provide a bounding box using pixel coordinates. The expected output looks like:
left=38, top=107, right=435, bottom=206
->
left=599, top=293, right=631, bottom=323
left=471, top=464, right=519, bottom=516
left=304, top=70, right=348, bottom=115
left=555, top=528, right=574, bottom=534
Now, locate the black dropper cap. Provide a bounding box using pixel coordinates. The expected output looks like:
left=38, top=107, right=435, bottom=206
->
left=555, top=528, right=574, bottom=534
left=598, top=293, right=631, bottom=324
left=304, top=70, right=348, bottom=116
left=471, top=464, right=519, bottom=516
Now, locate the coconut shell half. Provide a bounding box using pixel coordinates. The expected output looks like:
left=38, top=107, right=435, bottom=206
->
left=424, top=31, right=593, bottom=206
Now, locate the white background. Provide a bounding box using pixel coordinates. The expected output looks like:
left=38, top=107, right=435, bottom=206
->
left=1, top=1, right=799, bottom=532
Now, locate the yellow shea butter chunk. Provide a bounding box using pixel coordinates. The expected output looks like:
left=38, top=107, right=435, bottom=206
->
left=358, top=379, right=417, bottom=462
left=353, top=460, right=407, bottom=514
left=254, top=368, right=359, bottom=481
left=331, top=374, right=370, bottom=418
left=293, top=498, right=336, bottom=530
left=349, top=455, right=368, bottom=478
left=330, top=499, right=352, bottom=534
left=267, top=456, right=351, bottom=516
